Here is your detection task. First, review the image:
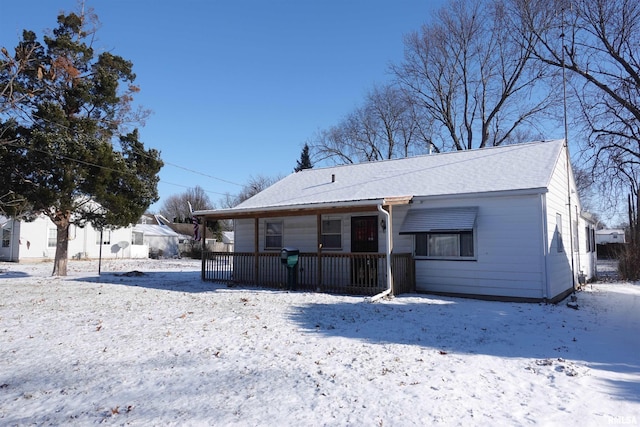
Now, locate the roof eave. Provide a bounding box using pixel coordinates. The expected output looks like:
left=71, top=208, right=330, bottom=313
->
left=194, top=196, right=412, bottom=220
left=411, top=187, right=549, bottom=202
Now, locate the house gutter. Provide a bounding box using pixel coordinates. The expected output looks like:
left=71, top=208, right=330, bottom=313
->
left=369, top=204, right=392, bottom=302
left=193, top=198, right=387, bottom=219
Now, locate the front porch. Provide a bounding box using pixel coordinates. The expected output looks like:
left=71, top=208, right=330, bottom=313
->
left=202, top=251, right=415, bottom=296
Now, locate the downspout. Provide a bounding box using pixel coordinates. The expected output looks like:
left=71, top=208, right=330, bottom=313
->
left=575, top=205, right=582, bottom=280
left=369, top=204, right=392, bottom=302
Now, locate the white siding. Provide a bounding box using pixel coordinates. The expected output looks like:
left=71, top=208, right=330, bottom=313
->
left=233, top=219, right=255, bottom=252
left=229, top=144, right=591, bottom=301
left=0, top=219, right=21, bottom=261
left=282, top=216, right=321, bottom=252
left=234, top=216, right=320, bottom=253
left=544, top=145, right=579, bottom=299
left=401, top=194, right=547, bottom=300
left=2, top=215, right=141, bottom=261
left=234, top=212, right=389, bottom=254
left=577, top=215, right=597, bottom=281
left=16, top=216, right=52, bottom=260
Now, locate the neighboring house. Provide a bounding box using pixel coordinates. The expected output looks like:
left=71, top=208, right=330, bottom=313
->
left=0, top=212, right=191, bottom=262
left=204, top=231, right=235, bottom=253
left=595, top=228, right=627, bottom=259
left=135, top=214, right=191, bottom=258
left=0, top=214, right=148, bottom=262
left=194, top=139, right=596, bottom=302
left=221, top=231, right=234, bottom=252
left=166, top=221, right=197, bottom=242
left=595, top=229, right=626, bottom=245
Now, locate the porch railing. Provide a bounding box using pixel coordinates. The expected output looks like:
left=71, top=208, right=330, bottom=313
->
left=202, top=251, right=415, bottom=296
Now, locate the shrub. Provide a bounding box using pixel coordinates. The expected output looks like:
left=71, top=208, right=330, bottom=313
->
left=618, top=243, right=640, bottom=280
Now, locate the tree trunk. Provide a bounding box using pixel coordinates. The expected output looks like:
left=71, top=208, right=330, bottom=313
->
left=51, top=210, right=71, bottom=276
left=635, top=189, right=640, bottom=247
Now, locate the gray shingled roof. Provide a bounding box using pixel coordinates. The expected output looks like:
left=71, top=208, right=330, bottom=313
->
left=239, top=139, right=564, bottom=209
left=195, top=139, right=565, bottom=216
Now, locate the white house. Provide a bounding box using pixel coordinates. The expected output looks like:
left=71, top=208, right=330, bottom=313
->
left=595, top=229, right=626, bottom=245
left=133, top=223, right=185, bottom=258
left=139, top=214, right=192, bottom=258
left=203, top=231, right=235, bottom=253
left=194, top=139, right=596, bottom=302
left=0, top=214, right=148, bottom=262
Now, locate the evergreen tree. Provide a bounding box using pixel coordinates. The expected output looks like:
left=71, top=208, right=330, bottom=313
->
left=0, top=9, right=163, bottom=275
left=294, top=143, right=313, bottom=172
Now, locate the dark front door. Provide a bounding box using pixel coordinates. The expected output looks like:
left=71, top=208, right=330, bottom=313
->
left=351, top=216, right=379, bottom=288
left=351, top=216, right=378, bottom=253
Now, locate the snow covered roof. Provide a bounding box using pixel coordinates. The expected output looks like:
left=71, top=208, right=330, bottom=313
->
left=133, top=224, right=182, bottom=237
left=196, top=140, right=565, bottom=216
left=596, top=229, right=625, bottom=235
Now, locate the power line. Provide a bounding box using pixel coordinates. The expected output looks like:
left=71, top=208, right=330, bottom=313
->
left=7, top=141, right=242, bottom=198
left=159, top=180, right=232, bottom=197
left=10, top=108, right=245, bottom=188
left=156, top=160, right=243, bottom=187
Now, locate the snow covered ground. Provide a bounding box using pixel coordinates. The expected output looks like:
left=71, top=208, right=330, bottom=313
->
left=0, top=258, right=638, bottom=426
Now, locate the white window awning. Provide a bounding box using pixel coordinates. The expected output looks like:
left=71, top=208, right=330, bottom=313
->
left=399, top=207, right=478, bottom=234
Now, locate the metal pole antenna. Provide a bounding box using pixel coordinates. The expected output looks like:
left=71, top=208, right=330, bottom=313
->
left=561, top=5, right=577, bottom=290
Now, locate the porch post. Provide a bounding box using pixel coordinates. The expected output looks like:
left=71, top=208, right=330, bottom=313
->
left=317, top=214, right=323, bottom=291
left=387, top=205, right=394, bottom=294
left=200, top=216, right=206, bottom=281
left=254, top=217, right=259, bottom=285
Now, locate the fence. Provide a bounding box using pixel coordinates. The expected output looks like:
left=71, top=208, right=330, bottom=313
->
left=202, top=251, right=415, bottom=296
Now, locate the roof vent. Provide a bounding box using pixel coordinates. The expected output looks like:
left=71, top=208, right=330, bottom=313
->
left=331, top=174, right=335, bottom=183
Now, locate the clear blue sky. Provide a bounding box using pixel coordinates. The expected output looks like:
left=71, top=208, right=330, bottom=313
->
left=1, top=1, right=443, bottom=211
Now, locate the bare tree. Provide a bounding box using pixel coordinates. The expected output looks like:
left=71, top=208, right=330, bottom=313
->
left=516, top=0, right=640, bottom=240
left=310, top=84, right=432, bottom=164
left=394, top=0, right=555, bottom=151
left=221, top=174, right=282, bottom=208
left=159, top=185, right=213, bottom=222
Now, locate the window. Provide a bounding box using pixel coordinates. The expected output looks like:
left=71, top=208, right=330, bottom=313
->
left=573, top=220, right=579, bottom=252
left=399, top=207, right=478, bottom=260
left=132, top=231, right=144, bottom=245
left=96, top=229, right=111, bottom=245
left=585, top=226, right=593, bottom=253
left=415, top=231, right=474, bottom=258
left=2, top=228, right=10, bottom=248
left=556, top=213, right=563, bottom=253
left=321, top=219, right=342, bottom=249
left=265, top=220, right=282, bottom=249
left=48, top=229, right=57, bottom=247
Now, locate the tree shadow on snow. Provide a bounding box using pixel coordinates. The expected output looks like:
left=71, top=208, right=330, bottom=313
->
left=71, top=270, right=225, bottom=293
left=288, top=296, right=559, bottom=358
left=601, top=378, right=640, bottom=403
left=0, top=270, right=32, bottom=279
left=288, top=293, right=640, bottom=396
